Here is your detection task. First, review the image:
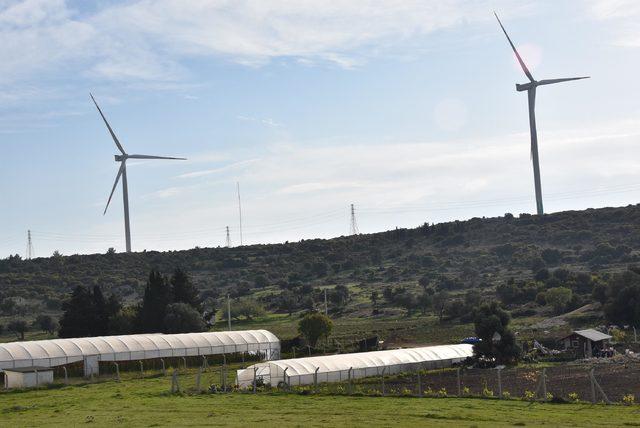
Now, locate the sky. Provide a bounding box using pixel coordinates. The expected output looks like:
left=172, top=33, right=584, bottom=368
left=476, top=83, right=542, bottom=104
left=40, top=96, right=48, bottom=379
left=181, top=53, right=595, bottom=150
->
left=1, top=0, right=640, bottom=258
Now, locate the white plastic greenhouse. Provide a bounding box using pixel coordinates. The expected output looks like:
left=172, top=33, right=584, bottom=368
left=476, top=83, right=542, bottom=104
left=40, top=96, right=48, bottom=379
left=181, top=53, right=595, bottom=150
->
left=236, top=343, right=473, bottom=388
left=0, top=330, right=279, bottom=377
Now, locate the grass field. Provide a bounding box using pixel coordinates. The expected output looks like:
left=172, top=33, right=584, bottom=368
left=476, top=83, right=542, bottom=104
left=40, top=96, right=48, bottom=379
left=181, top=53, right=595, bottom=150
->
left=1, top=374, right=639, bottom=427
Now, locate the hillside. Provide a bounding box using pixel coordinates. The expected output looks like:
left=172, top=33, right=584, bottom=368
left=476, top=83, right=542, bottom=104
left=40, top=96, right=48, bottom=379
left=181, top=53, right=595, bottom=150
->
left=1, top=204, right=639, bottom=342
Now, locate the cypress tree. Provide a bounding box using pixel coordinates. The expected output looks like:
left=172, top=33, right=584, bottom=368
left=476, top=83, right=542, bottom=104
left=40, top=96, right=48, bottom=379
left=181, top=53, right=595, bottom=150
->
left=171, top=268, right=202, bottom=313
left=139, top=270, right=172, bottom=333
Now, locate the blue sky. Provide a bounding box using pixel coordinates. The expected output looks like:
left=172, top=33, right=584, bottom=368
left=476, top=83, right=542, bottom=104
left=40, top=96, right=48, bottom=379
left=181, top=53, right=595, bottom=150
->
left=1, top=0, right=640, bottom=257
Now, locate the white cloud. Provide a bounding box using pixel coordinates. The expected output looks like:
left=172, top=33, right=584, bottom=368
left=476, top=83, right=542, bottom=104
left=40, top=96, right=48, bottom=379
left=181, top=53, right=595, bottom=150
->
left=0, top=0, right=534, bottom=86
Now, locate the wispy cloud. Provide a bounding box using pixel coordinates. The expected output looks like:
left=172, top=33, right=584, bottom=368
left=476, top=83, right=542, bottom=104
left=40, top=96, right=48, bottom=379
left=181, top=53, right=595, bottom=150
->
left=177, top=158, right=261, bottom=179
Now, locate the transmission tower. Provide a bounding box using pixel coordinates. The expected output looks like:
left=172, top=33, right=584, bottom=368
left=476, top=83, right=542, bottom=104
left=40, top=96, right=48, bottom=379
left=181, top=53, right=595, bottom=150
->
left=350, top=204, right=359, bottom=235
left=225, top=226, right=231, bottom=248
left=26, top=230, right=34, bottom=260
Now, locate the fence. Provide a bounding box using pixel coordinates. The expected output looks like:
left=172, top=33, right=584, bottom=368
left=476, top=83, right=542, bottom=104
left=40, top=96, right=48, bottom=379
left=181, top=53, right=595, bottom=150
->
left=231, top=360, right=640, bottom=404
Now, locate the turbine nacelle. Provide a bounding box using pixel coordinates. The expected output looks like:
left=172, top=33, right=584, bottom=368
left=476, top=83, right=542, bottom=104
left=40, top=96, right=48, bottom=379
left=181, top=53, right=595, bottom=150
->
left=115, top=154, right=127, bottom=162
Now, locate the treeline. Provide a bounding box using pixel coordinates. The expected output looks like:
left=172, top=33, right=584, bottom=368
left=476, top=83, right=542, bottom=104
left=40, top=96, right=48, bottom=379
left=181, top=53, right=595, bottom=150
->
left=58, top=268, right=211, bottom=338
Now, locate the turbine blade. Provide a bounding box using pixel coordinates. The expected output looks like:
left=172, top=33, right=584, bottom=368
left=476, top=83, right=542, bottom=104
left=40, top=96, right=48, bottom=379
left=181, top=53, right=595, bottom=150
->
left=128, top=154, right=187, bottom=160
left=90, top=93, right=126, bottom=155
left=494, top=12, right=535, bottom=82
left=536, top=76, right=590, bottom=86
left=104, top=162, right=125, bottom=215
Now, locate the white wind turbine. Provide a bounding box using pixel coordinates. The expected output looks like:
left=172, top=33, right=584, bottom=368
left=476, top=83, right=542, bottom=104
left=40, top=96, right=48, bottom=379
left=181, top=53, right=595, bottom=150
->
left=495, top=13, right=589, bottom=215
left=91, top=93, right=186, bottom=253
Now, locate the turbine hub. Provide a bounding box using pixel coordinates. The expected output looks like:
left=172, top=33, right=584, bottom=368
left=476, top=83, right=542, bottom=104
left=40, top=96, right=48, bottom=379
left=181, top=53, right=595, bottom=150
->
left=115, top=154, right=126, bottom=162
left=516, top=81, right=536, bottom=92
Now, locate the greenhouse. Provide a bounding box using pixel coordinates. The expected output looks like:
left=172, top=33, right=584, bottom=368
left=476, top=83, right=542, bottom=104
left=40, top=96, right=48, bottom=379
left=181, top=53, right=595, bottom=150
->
left=0, top=330, right=280, bottom=377
left=236, top=343, right=473, bottom=388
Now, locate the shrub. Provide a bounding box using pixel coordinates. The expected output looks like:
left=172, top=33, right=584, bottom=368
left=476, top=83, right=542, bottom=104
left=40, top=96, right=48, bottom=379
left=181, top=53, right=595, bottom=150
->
left=568, top=392, right=579, bottom=402
left=524, top=390, right=535, bottom=400
left=623, top=394, right=635, bottom=405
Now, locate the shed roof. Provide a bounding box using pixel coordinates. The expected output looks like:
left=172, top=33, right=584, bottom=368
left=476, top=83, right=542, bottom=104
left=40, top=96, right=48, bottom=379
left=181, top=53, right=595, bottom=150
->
left=565, top=329, right=612, bottom=342
left=0, top=330, right=279, bottom=369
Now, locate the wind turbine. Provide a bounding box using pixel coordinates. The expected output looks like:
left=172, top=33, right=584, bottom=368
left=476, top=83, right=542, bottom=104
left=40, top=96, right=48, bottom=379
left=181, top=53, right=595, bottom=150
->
left=495, top=13, right=589, bottom=215
left=90, top=93, right=186, bottom=253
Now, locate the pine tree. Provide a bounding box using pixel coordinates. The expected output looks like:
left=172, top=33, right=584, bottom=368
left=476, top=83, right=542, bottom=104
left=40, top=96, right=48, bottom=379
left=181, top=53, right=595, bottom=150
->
left=170, top=268, right=202, bottom=313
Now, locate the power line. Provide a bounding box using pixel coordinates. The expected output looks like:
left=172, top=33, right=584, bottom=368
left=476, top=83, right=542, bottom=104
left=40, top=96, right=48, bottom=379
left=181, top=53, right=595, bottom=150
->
left=237, top=182, right=243, bottom=246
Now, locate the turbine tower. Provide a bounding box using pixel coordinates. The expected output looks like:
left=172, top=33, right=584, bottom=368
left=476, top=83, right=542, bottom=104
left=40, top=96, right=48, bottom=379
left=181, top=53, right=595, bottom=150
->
left=91, top=93, right=186, bottom=253
left=495, top=13, right=589, bottom=215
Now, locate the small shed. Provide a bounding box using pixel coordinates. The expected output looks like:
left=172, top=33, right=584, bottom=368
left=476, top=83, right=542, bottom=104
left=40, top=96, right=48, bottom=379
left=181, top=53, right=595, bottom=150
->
left=561, top=329, right=612, bottom=358
left=3, top=366, right=54, bottom=389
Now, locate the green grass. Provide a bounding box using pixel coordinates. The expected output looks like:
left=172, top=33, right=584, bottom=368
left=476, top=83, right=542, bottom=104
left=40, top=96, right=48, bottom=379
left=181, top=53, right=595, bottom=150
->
left=0, top=374, right=638, bottom=427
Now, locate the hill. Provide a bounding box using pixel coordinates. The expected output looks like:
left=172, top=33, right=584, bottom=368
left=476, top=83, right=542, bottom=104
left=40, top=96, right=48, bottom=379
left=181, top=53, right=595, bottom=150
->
left=1, top=204, right=639, bottom=342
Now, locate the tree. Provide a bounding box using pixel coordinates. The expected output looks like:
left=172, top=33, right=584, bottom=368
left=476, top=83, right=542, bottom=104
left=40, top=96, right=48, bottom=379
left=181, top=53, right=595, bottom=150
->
left=432, top=290, right=449, bottom=322
left=109, top=306, right=138, bottom=335
left=139, top=270, right=172, bottom=333
left=472, top=303, right=520, bottom=365
left=417, top=291, right=432, bottom=315
left=230, top=299, right=266, bottom=321
left=601, top=269, right=640, bottom=327
left=0, top=324, right=3, bottom=335
left=92, top=285, right=110, bottom=336
left=395, top=292, right=417, bottom=316
left=163, top=303, right=205, bottom=333
left=329, top=285, right=350, bottom=310
left=34, top=314, right=58, bottom=335
left=298, top=312, right=333, bottom=347
left=544, top=287, right=572, bottom=314
left=58, top=286, right=95, bottom=338
left=8, top=319, right=29, bottom=340
left=171, top=268, right=202, bottom=313
left=370, top=290, right=379, bottom=314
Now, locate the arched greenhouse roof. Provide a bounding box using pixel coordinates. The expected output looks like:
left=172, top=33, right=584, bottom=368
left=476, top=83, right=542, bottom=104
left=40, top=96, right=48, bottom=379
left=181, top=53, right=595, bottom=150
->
left=237, top=344, right=472, bottom=387
left=0, top=330, right=279, bottom=369
left=265, top=344, right=472, bottom=376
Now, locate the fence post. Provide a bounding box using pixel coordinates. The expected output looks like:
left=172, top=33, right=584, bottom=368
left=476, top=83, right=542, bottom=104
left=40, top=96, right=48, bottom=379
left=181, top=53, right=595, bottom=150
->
left=283, top=367, right=289, bottom=391
left=196, top=367, right=202, bottom=393
left=171, top=369, right=180, bottom=393
left=541, top=368, right=547, bottom=402
left=63, top=366, right=68, bottom=385
left=456, top=367, right=461, bottom=397
left=160, top=359, right=166, bottom=376
left=497, top=367, right=503, bottom=399
left=417, top=371, right=422, bottom=397
left=314, top=367, right=319, bottom=393
left=182, top=357, right=187, bottom=370
left=590, top=368, right=611, bottom=405
left=139, top=361, right=144, bottom=376
left=381, top=367, right=386, bottom=396
left=202, top=356, right=208, bottom=371
left=113, top=362, right=120, bottom=382
left=253, top=366, right=258, bottom=393
left=348, top=367, right=353, bottom=395
left=35, top=368, right=39, bottom=389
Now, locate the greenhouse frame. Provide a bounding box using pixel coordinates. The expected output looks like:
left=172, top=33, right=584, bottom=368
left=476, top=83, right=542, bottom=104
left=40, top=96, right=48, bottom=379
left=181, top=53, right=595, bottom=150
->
left=0, top=330, right=280, bottom=377
left=236, top=343, right=473, bottom=388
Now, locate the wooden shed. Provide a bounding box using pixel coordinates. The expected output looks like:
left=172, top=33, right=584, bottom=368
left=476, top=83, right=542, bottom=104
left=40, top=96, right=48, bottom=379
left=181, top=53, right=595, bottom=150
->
left=560, top=329, right=612, bottom=358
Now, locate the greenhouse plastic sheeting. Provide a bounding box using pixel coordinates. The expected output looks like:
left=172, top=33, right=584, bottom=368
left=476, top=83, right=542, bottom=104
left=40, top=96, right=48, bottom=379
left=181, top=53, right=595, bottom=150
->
left=236, top=344, right=473, bottom=387
left=0, top=330, right=280, bottom=370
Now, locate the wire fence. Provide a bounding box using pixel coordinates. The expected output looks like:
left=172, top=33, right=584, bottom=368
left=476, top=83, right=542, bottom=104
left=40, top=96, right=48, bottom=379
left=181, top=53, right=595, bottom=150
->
left=229, top=361, right=640, bottom=404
